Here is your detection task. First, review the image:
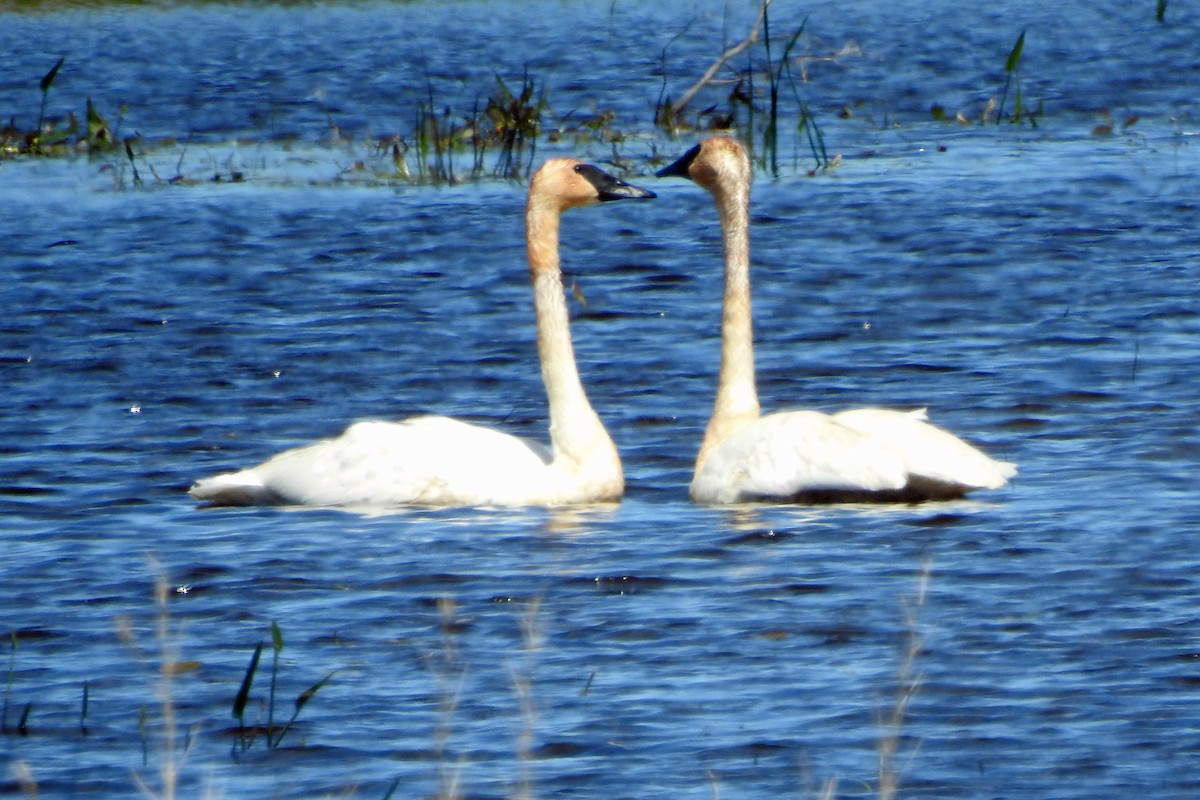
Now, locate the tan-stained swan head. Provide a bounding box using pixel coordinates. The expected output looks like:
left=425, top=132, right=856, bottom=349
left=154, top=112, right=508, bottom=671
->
left=530, top=158, right=656, bottom=212
left=656, top=137, right=752, bottom=196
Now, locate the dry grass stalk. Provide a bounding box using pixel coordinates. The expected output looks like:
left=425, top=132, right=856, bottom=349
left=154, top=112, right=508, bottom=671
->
left=427, top=597, right=466, bottom=800
left=509, top=597, right=543, bottom=800
left=876, top=562, right=930, bottom=800
left=118, top=559, right=193, bottom=800
left=10, top=760, right=37, bottom=798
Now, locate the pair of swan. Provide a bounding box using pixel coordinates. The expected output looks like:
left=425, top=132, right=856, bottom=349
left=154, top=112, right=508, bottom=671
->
left=190, top=140, right=1014, bottom=509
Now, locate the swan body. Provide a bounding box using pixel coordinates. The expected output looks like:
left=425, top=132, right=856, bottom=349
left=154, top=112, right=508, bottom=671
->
left=191, top=159, right=655, bottom=508
left=194, top=417, right=564, bottom=507
left=659, top=137, right=1015, bottom=504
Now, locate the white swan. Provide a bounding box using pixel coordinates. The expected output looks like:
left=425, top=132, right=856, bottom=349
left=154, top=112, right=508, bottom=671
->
left=658, top=137, right=1016, bottom=504
left=190, top=158, right=655, bottom=508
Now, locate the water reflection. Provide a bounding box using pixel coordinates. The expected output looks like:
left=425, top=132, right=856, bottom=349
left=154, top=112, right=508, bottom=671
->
left=539, top=504, right=621, bottom=536
left=319, top=502, right=620, bottom=535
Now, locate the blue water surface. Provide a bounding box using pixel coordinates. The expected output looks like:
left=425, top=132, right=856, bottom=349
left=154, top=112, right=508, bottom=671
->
left=2, top=1, right=1199, bottom=799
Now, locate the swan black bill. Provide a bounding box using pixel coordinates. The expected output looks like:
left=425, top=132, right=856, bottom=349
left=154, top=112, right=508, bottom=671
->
left=656, top=143, right=702, bottom=179
left=575, top=163, right=656, bottom=201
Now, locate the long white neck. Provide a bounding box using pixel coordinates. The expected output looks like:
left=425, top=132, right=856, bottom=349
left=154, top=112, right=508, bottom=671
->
left=695, top=176, right=760, bottom=473
left=525, top=199, right=621, bottom=484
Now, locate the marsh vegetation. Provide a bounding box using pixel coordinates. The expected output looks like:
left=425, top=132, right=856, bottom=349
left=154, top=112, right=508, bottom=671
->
left=5, top=0, right=1154, bottom=186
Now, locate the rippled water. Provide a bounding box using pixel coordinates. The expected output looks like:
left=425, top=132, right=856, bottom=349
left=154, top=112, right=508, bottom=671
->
left=2, top=1, right=1199, bottom=798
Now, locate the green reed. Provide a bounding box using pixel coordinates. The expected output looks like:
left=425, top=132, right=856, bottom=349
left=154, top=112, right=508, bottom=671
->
left=231, top=640, right=261, bottom=752
left=0, top=632, right=33, bottom=736
left=486, top=72, right=544, bottom=179
left=2, top=56, right=121, bottom=157
left=17, top=699, right=32, bottom=735
left=232, top=621, right=333, bottom=753
left=36, top=56, right=64, bottom=143
left=996, top=30, right=1027, bottom=124
left=415, top=78, right=457, bottom=185
left=761, top=7, right=809, bottom=175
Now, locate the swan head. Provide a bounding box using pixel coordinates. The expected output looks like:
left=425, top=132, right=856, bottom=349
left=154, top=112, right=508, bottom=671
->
left=656, top=137, right=752, bottom=195
left=530, top=158, right=656, bottom=212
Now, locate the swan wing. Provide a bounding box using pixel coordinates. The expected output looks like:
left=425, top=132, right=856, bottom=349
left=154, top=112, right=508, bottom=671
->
left=190, top=416, right=556, bottom=508
left=832, top=408, right=1017, bottom=491
left=691, top=410, right=911, bottom=504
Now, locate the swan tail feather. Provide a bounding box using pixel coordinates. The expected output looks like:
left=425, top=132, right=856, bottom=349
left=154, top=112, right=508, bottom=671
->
left=833, top=408, right=1016, bottom=492
left=189, top=471, right=279, bottom=506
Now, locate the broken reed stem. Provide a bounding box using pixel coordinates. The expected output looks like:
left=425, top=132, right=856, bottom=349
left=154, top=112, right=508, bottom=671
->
left=670, top=0, right=773, bottom=116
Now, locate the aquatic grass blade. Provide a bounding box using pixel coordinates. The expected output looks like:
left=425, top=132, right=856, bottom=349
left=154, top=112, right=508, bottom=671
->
left=762, top=1, right=775, bottom=171
left=35, top=57, right=66, bottom=146
left=270, top=671, right=334, bottom=749
left=798, top=106, right=828, bottom=169
left=996, top=29, right=1026, bottom=124
left=139, top=704, right=148, bottom=766
left=233, top=641, right=263, bottom=751
left=778, top=18, right=828, bottom=171
left=1004, top=30, right=1026, bottom=74
left=40, top=57, right=65, bottom=93
left=268, top=622, right=283, bottom=742
left=124, top=142, right=141, bottom=186
left=763, top=9, right=808, bottom=175
left=233, top=642, right=263, bottom=720
left=86, top=98, right=110, bottom=146
left=294, top=672, right=333, bottom=714
left=778, top=18, right=824, bottom=171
